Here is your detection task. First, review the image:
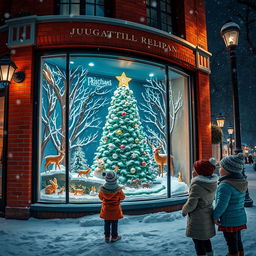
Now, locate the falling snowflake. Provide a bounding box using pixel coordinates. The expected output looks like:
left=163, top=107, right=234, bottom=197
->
left=10, top=49, right=16, bottom=55
left=4, top=130, right=7, bottom=136
left=4, top=13, right=10, bottom=19
left=189, top=10, right=194, bottom=15
left=140, top=17, right=145, bottom=22
left=180, top=34, right=184, bottom=38
left=16, top=175, right=20, bottom=180
left=151, top=1, right=157, bottom=7
left=16, top=99, right=21, bottom=105
left=8, top=153, right=13, bottom=158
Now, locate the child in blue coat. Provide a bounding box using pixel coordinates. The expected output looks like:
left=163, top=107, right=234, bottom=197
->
left=213, top=153, right=248, bottom=256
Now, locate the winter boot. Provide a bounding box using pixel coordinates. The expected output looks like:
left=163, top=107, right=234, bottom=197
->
left=206, top=251, right=214, bottom=256
left=111, top=235, right=122, bottom=243
left=239, top=251, right=244, bottom=256
left=105, top=235, right=110, bottom=243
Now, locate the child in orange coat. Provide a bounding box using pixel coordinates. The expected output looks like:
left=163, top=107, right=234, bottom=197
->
left=99, top=170, right=125, bottom=243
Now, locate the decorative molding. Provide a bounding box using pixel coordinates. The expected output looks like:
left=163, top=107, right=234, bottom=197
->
left=6, top=17, right=36, bottom=48
left=196, top=46, right=212, bottom=74
left=4, top=15, right=198, bottom=50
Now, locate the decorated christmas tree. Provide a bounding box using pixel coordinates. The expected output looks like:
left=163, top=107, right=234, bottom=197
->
left=71, top=146, right=88, bottom=173
left=92, top=72, right=155, bottom=185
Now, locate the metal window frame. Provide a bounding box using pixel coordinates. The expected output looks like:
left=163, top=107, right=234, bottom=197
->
left=33, top=49, right=195, bottom=204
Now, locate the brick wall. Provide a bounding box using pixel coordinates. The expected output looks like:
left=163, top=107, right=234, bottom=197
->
left=196, top=71, right=212, bottom=159
left=183, top=0, right=208, bottom=50
left=114, top=0, right=147, bottom=25
left=5, top=46, right=33, bottom=219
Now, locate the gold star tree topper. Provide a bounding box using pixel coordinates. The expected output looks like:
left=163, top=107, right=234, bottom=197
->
left=115, top=72, right=132, bottom=87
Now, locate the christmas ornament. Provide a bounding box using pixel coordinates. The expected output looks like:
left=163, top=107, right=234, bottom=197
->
left=134, top=123, right=139, bottom=128
left=116, top=107, right=121, bottom=111
left=141, top=161, right=146, bottom=166
left=135, top=138, right=140, bottom=143
left=120, top=145, right=126, bottom=150
left=130, top=168, right=136, bottom=174
left=142, top=152, right=147, bottom=156
left=110, top=101, right=114, bottom=105
left=112, top=153, right=118, bottom=159
left=121, top=111, right=127, bottom=116
left=124, top=102, right=130, bottom=106
left=142, top=138, right=147, bottom=143
left=117, top=129, right=123, bottom=135
left=103, top=137, right=108, bottom=142
left=131, top=153, right=137, bottom=158
left=111, top=114, right=115, bottom=118
left=109, top=143, right=115, bottom=149
left=115, top=72, right=132, bottom=87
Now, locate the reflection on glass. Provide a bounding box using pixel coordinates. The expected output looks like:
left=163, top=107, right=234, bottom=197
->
left=169, top=69, right=190, bottom=195
left=39, top=56, right=66, bottom=202
left=68, top=56, right=168, bottom=202
left=0, top=97, right=4, bottom=199
left=38, top=54, right=192, bottom=203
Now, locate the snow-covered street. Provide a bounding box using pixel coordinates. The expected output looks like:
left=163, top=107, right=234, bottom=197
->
left=0, top=165, right=255, bottom=256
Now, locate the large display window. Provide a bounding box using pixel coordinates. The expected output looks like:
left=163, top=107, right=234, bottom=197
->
left=37, top=53, right=192, bottom=203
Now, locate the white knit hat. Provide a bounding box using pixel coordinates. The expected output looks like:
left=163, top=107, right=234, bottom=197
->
left=102, top=170, right=119, bottom=190
left=220, top=153, right=245, bottom=173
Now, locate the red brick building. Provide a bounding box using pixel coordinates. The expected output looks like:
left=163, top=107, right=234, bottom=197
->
left=0, top=0, right=212, bottom=219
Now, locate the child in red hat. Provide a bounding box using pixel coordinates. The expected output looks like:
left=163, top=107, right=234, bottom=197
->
left=182, top=158, right=218, bottom=256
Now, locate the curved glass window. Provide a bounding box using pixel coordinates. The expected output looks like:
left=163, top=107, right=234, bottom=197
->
left=37, top=53, right=192, bottom=202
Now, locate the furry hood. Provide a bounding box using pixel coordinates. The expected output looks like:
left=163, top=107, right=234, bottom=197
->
left=100, top=185, right=123, bottom=199
left=190, top=174, right=218, bottom=193
left=220, top=179, right=248, bottom=193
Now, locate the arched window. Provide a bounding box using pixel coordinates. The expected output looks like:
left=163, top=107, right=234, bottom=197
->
left=146, top=0, right=173, bottom=33
left=56, top=0, right=105, bottom=16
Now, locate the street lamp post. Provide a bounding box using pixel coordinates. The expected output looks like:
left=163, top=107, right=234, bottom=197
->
left=216, top=114, right=225, bottom=160
left=221, top=21, right=242, bottom=154
left=227, top=126, right=234, bottom=155
left=221, top=21, right=253, bottom=207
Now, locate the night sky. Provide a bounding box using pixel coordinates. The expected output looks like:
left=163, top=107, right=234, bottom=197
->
left=205, top=0, right=256, bottom=147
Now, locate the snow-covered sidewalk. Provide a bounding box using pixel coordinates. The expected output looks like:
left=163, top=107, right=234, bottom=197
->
left=0, top=165, right=255, bottom=256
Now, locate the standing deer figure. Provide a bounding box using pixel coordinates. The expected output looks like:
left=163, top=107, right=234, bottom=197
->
left=151, top=142, right=175, bottom=177
left=44, top=148, right=65, bottom=171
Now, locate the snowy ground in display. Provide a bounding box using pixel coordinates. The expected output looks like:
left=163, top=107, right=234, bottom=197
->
left=40, top=168, right=188, bottom=201
left=1, top=165, right=255, bottom=256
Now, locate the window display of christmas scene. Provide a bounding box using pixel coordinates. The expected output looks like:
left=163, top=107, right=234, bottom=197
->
left=38, top=55, right=191, bottom=202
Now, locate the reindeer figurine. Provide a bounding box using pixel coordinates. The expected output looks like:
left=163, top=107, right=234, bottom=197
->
left=71, top=184, right=86, bottom=195
left=78, top=168, right=91, bottom=178
left=151, top=142, right=175, bottom=177
left=44, top=148, right=65, bottom=171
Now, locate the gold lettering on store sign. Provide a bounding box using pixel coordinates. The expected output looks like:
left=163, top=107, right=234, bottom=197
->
left=70, top=28, right=177, bottom=53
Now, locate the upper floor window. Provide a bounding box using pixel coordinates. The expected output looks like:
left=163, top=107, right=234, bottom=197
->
left=146, top=0, right=173, bottom=33
left=56, top=0, right=105, bottom=16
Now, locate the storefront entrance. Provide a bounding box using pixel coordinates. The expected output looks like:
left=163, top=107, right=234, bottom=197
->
left=0, top=89, right=7, bottom=213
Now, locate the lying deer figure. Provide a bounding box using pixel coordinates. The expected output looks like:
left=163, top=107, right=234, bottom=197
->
left=151, top=142, right=175, bottom=177
left=44, top=148, right=65, bottom=171
left=71, top=185, right=86, bottom=195
left=78, top=168, right=91, bottom=178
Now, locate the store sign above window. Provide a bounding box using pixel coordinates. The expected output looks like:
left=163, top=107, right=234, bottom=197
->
left=69, top=28, right=177, bottom=54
